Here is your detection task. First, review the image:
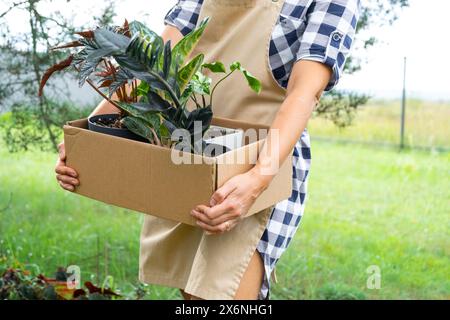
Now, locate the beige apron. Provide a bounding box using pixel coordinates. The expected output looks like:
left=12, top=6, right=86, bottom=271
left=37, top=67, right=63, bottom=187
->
left=139, top=0, right=286, bottom=300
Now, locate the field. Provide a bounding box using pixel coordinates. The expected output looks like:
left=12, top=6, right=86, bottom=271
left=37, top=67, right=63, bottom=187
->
left=0, top=100, right=449, bottom=300
left=308, top=99, right=450, bottom=150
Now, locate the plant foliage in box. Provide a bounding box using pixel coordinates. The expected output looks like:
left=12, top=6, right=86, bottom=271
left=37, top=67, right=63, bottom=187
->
left=39, top=19, right=261, bottom=153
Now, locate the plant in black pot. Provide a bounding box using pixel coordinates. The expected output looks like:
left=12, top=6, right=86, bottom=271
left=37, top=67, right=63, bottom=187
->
left=39, top=19, right=261, bottom=155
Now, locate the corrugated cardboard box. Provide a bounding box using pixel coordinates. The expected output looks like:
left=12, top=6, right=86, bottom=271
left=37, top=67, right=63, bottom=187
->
left=63, top=117, right=292, bottom=226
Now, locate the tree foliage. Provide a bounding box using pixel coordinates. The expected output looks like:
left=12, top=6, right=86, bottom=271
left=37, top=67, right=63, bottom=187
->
left=320, top=0, right=409, bottom=127
left=0, top=0, right=115, bottom=151
left=344, top=0, right=409, bottom=74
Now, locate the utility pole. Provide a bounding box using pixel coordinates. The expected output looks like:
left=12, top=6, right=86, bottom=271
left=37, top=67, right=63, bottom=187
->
left=400, top=57, right=407, bottom=149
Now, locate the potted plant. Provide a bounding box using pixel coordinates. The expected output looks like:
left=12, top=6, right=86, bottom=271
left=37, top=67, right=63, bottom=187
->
left=39, top=19, right=261, bottom=155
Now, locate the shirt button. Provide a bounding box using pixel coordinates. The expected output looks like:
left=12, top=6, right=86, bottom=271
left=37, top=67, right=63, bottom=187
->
left=332, top=32, right=343, bottom=42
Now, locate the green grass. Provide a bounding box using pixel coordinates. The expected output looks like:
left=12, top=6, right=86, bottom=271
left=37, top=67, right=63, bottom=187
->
left=309, top=100, right=450, bottom=149
left=1, top=138, right=448, bottom=299
left=273, top=142, right=450, bottom=300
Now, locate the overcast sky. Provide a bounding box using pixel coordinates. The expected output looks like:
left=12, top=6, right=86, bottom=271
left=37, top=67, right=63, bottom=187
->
left=2, top=0, right=448, bottom=101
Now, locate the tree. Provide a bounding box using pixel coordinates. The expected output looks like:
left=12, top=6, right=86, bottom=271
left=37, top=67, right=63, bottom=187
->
left=0, top=0, right=115, bottom=152
left=317, top=0, right=409, bottom=128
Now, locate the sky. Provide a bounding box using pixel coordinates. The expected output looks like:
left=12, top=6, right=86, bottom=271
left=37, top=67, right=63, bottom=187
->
left=1, top=0, right=449, bottom=101
left=338, top=0, right=450, bottom=100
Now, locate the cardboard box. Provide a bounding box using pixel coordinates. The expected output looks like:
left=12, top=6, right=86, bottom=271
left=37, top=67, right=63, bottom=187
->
left=63, top=117, right=292, bottom=226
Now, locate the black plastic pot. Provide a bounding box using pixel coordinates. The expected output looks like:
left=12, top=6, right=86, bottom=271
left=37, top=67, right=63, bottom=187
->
left=88, top=114, right=231, bottom=156
left=88, top=114, right=148, bottom=143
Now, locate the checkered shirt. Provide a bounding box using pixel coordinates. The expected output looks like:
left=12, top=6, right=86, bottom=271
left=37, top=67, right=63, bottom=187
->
left=164, top=0, right=360, bottom=299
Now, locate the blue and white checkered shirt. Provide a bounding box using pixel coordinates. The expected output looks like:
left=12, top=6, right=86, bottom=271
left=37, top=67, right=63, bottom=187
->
left=164, top=0, right=360, bottom=299
left=165, top=0, right=360, bottom=91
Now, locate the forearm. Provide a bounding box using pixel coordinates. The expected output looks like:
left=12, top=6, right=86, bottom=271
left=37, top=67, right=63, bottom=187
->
left=89, top=25, right=183, bottom=117
left=252, top=60, right=331, bottom=189
left=250, top=92, right=315, bottom=189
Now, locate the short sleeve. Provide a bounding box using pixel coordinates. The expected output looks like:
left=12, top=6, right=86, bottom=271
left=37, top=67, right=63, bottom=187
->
left=296, top=0, right=360, bottom=91
left=164, top=0, right=204, bottom=36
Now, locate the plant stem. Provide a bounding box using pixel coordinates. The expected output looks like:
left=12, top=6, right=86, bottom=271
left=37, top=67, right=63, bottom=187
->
left=86, top=78, right=122, bottom=110
left=135, top=80, right=138, bottom=102
left=73, top=65, right=123, bottom=111
left=115, top=87, right=124, bottom=101
left=209, top=69, right=235, bottom=106
left=201, top=95, right=206, bottom=109
left=105, top=61, right=123, bottom=102
left=191, top=93, right=200, bottom=109
left=91, top=82, right=122, bottom=109
left=107, top=60, right=128, bottom=103
left=150, top=127, right=162, bottom=146
left=132, top=80, right=137, bottom=102
left=121, top=85, right=128, bottom=103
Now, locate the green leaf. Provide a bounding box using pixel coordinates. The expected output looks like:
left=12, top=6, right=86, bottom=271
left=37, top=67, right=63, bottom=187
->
left=192, top=72, right=212, bottom=95
left=123, top=34, right=182, bottom=105
left=131, top=102, right=165, bottom=113
left=180, top=71, right=212, bottom=106
left=162, top=119, right=178, bottom=134
left=126, top=70, right=167, bottom=91
left=162, top=41, right=172, bottom=79
left=202, top=61, right=226, bottom=73
left=78, top=58, right=100, bottom=86
left=229, top=61, right=242, bottom=72
left=171, top=17, right=209, bottom=71
left=117, top=101, right=165, bottom=122
left=73, top=40, right=110, bottom=86
left=160, top=122, right=171, bottom=139
left=94, top=29, right=130, bottom=54
left=135, top=81, right=149, bottom=96
left=116, top=101, right=138, bottom=116
left=129, top=21, right=161, bottom=43
left=104, top=68, right=134, bottom=98
left=230, top=61, right=262, bottom=94
left=117, top=101, right=146, bottom=116
left=124, top=33, right=163, bottom=72
left=241, top=69, right=262, bottom=94
left=178, top=54, right=204, bottom=93
left=143, top=112, right=161, bottom=134
left=147, top=89, right=170, bottom=107
left=185, top=105, right=213, bottom=134
left=122, top=116, right=159, bottom=142
left=129, top=21, right=164, bottom=71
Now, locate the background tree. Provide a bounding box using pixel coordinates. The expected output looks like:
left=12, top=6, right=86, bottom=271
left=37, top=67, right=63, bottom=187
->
left=0, top=0, right=116, bottom=152
left=0, top=0, right=409, bottom=151
left=318, top=0, right=409, bottom=127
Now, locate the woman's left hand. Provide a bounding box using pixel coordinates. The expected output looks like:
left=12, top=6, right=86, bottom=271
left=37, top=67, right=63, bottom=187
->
left=191, top=168, right=271, bottom=235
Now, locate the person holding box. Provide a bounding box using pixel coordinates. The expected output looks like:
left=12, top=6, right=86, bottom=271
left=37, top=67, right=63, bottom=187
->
left=55, top=0, right=360, bottom=300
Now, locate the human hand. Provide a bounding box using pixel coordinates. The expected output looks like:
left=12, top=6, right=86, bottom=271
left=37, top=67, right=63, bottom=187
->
left=191, top=168, right=272, bottom=235
left=55, top=142, right=79, bottom=192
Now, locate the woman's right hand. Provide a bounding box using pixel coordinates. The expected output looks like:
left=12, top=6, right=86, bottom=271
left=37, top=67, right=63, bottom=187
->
left=55, top=142, right=79, bottom=192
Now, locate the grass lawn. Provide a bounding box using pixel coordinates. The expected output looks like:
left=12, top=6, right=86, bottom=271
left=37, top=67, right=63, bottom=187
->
left=1, top=138, right=448, bottom=300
